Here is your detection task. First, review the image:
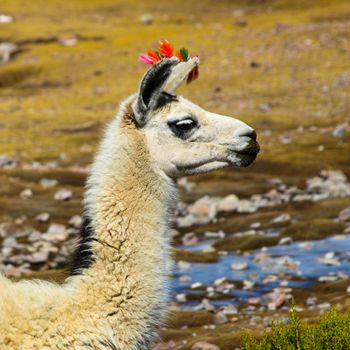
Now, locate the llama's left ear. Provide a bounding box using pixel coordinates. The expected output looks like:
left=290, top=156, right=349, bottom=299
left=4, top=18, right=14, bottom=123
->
left=133, top=58, right=178, bottom=126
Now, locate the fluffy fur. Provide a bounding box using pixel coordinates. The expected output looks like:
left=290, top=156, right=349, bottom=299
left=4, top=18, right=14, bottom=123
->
left=0, top=59, right=259, bottom=349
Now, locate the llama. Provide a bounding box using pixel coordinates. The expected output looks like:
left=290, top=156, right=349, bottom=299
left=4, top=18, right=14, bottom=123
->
left=0, top=57, right=259, bottom=349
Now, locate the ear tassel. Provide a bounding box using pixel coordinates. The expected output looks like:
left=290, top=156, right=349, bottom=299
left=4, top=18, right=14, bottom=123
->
left=138, top=40, right=199, bottom=84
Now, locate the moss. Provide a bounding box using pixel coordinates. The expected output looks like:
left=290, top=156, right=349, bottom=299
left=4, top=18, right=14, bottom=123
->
left=168, top=311, right=214, bottom=329
left=173, top=248, right=219, bottom=263
left=241, top=307, right=350, bottom=350
left=281, top=219, right=345, bottom=241
left=214, top=234, right=279, bottom=251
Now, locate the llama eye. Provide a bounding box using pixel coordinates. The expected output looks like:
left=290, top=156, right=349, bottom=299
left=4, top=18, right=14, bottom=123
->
left=168, top=118, right=198, bottom=138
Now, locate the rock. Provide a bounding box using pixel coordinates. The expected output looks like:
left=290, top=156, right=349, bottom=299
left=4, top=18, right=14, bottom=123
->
left=178, top=260, right=191, bottom=270
left=20, top=188, right=33, bottom=199
left=0, top=155, right=14, bottom=167
left=347, top=286, right=350, bottom=294
left=154, top=341, right=177, bottom=350
left=69, top=214, right=83, bottom=228
left=0, top=42, right=19, bottom=64
left=271, top=213, right=291, bottom=223
left=58, top=36, right=78, bottom=46
left=178, top=177, right=195, bottom=192
left=182, top=232, right=199, bottom=246
left=278, top=237, right=293, bottom=245
left=204, top=231, right=225, bottom=239
left=140, top=14, right=154, bottom=25
left=213, top=311, right=228, bottom=325
left=177, top=214, right=198, bottom=228
left=237, top=199, right=257, bottom=213
left=259, top=103, right=272, bottom=112
left=188, top=196, right=220, bottom=222
left=267, top=293, right=287, bottom=310
left=332, top=123, right=347, bottom=138
left=28, top=230, right=42, bottom=242
left=318, top=251, right=340, bottom=266
left=191, top=282, right=203, bottom=289
left=176, top=293, right=187, bottom=303
left=43, top=223, right=68, bottom=242
left=35, top=212, right=50, bottom=223
left=26, top=250, right=49, bottom=264
left=0, top=14, right=13, bottom=23
left=2, top=236, right=18, bottom=249
left=222, top=305, right=238, bottom=315
left=0, top=223, right=21, bottom=238
left=339, top=207, right=350, bottom=222
left=233, top=17, right=247, bottom=27
left=217, top=194, right=239, bottom=212
left=317, top=302, right=331, bottom=310
left=54, top=189, right=72, bottom=201
left=192, top=341, right=220, bottom=350
left=193, top=299, right=215, bottom=312
left=40, top=178, right=58, bottom=188
left=231, top=261, right=248, bottom=271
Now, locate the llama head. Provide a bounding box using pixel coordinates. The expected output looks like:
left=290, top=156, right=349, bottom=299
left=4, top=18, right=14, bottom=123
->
left=131, top=58, right=259, bottom=178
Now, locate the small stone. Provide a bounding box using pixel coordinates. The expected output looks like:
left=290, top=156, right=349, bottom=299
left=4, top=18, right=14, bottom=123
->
left=271, top=213, right=291, bottom=223
left=222, top=305, right=238, bottom=315
left=233, top=17, right=247, bottom=27
left=192, top=341, right=220, bottom=350
left=54, top=189, right=72, bottom=201
left=347, top=286, right=350, bottom=294
left=191, top=282, right=203, bottom=289
left=176, top=293, right=187, bottom=303
left=332, top=124, right=346, bottom=138
left=213, top=311, right=228, bottom=325
left=204, top=231, right=225, bottom=239
left=140, top=14, right=154, bottom=25
left=339, top=207, right=350, bottom=222
left=27, top=250, right=49, bottom=264
left=0, top=155, right=14, bottom=167
left=278, top=237, right=293, bottom=245
left=231, top=261, right=248, bottom=271
left=0, top=14, right=13, bottom=23
left=259, top=103, right=272, bottom=112
left=317, top=302, right=331, bottom=310
left=40, top=178, right=58, bottom=188
left=194, top=299, right=215, bottom=312
left=178, top=260, right=191, bottom=270
left=69, top=214, right=83, bottom=228
left=35, top=212, right=50, bottom=223
left=20, top=188, right=33, bottom=199
left=58, top=36, right=78, bottom=46
left=42, top=223, right=68, bottom=242
left=179, top=275, right=191, bottom=282
left=217, top=194, right=239, bottom=212
left=28, top=230, right=42, bottom=242
left=182, top=232, right=199, bottom=246
left=153, top=341, right=177, bottom=350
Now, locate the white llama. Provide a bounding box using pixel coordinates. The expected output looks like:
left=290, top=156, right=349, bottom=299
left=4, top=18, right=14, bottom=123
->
left=0, top=57, right=259, bottom=349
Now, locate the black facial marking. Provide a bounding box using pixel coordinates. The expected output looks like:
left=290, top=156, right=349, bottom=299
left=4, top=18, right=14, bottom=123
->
left=70, top=212, right=96, bottom=276
left=168, top=115, right=199, bottom=139
left=155, top=91, right=178, bottom=109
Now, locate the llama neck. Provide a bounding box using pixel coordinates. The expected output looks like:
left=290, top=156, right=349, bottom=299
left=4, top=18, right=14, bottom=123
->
left=70, top=108, right=176, bottom=347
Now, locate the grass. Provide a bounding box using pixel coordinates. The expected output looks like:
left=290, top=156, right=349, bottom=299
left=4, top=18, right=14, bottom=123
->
left=242, top=307, right=350, bottom=350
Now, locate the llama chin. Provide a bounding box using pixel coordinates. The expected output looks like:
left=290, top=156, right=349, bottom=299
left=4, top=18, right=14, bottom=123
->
left=0, top=58, right=258, bottom=349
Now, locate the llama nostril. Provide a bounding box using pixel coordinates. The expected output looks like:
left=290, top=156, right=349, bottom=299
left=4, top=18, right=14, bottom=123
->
left=239, top=128, right=257, bottom=141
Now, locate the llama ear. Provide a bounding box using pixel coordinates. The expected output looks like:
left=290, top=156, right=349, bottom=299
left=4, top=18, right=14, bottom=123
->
left=133, top=58, right=178, bottom=126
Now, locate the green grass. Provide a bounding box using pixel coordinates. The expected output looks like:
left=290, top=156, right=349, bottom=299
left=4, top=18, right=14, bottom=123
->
left=242, top=307, right=350, bottom=350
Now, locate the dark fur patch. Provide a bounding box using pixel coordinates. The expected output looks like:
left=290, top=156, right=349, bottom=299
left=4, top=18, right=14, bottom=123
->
left=70, top=212, right=96, bottom=275
left=155, top=91, right=178, bottom=109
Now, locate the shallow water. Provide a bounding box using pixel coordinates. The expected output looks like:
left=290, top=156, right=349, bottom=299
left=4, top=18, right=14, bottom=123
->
left=172, top=233, right=350, bottom=308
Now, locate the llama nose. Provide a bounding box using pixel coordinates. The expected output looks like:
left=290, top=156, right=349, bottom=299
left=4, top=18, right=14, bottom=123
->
left=236, top=127, right=257, bottom=141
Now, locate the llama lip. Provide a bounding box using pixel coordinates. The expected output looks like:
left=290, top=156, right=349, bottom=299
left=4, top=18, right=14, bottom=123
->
left=231, top=141, right=260, bottom=157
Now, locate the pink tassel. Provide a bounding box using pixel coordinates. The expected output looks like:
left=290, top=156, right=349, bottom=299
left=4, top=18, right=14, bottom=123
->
left=138, top=54, right=154, bottom=65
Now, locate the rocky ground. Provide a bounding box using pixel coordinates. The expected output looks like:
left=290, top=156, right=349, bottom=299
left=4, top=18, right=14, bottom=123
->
left=1, top=0, right=350, bottom=349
